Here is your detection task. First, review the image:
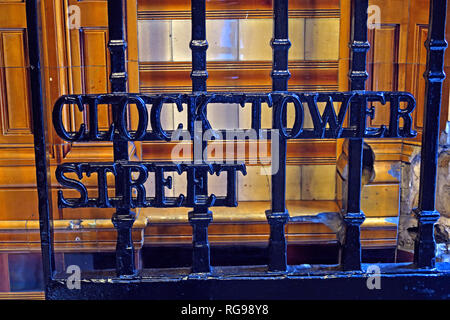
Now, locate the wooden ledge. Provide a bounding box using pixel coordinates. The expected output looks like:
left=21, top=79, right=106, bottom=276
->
left=0, top=216, right=148, bottom=231
left=0, top=201, right=399, bottom=251
left=142, top=200, right=399, bottom=247
left=142, top=200, right=340, bottom=224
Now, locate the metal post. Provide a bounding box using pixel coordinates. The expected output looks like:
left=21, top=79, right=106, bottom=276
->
left=27, top=0, right=56, bottom=287
left=189, top=0, right=212, bottom=273
left=267, top=0, right=291, bottom=272
left=107, top=0, right=136, bottom=276
left=341, top=0, right=370, bottom=271
left=414, top=0, right=448, bottom=269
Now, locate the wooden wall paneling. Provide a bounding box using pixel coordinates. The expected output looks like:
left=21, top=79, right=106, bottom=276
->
left=63, top=0, right=109, bottom=154
left=141, top=139, right=337, bottom=165
left=140, top=200, right=396, bottom=247
left=66, top=22, right=85, bottom=131
left=63, top=0, right=140, bottom=156
left=339, top=0, right=448, bottom=161
left=0, top=1, right=41, bottom=226
left=404, top=0, right=428, bottom=142
left=365, top=0, right=409, bottom=147
left=0, top=2, right=32, bottom=145
left=127, top=0, right=139, bottom=94
left=39, top=0, right=66, bottom=156
left=0, top=161, right=59, bottom=221
left=0, top=216, right=147, bottom=253
left=137, top=0, right=340, bottom=18
left=410, top=25, right=428, bottom=130
left=336, top=0, right=351, bottom=159
left=336, top=1, right=427, bottom=232
left=57, top=0, right=141, bottom=222
left=0, top=30, right=33, bottom=143
left=126, top=0, right=141, bottom=160
left=367, top=24, right=400, bottom=127
left=136, top=0, right=341, bottom=165
left=0, top=0, right=140, bottom=249
left=368, top=0, right=411, bottom=89
left=83, top=29, right=111, bottom=129
left=139, top=61, right=338, bottom=93
left=139, top=62, right=339, bottom=164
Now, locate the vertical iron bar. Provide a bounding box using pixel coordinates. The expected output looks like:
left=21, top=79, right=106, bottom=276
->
left=267, top=0, right=291, bottom=272
left=107, top=0, right=135, bottom=276
left=341, top=0, right=369, bottom=271
left=189, top=0, right=212, bottom=273
left=189, top=205, right=212, bottom=273
left=414, top=0, right=448, bottom=269
left=27, top=0, right=56, bottom=288
left=271, top=0, right=291, bottom=92
left=191, top=0, right=208, bottom=93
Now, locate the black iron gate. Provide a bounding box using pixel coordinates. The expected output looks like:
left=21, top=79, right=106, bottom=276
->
left=26, top=0, right=450, bottom=299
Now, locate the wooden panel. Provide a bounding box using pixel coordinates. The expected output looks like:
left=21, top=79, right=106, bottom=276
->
left=0, top=188, right=40, bottom=220
left=140, top=201, right=397, bottom=246
left=370, top=161, right=401, bottom=184
left=368, top=24, right=400, bottom=127
left=0, top=30, right=32, bottom=139
left=138, top=0, right=340, bottom=16
left=68, top=0, right=108, bottom=28
left=139, top=61, right=338, bottom=93
left=0, top=165, right=37, bottom=187
left=67, top=29, right=85, bottom=131
left=0, top=0, right=142, bottom=242
left=0, top=3, right=26, bottom=29
left=62, top=0, right=140, bottom=162
left=0, top=201, right=399, bottom=250
left=81, top=29, right=111, bottom=130
left=301, top=165, right=336, bottom=200
left=304, top=18, right=340, bottom=60
left=412, top=26, right=428, bottom=129
left=361, top=184, right=400, bottom=217
left=403, top=0, right=429, bottom=137
left=0, top=0, right=36, bottom=229
left=0, top=217, right=146, bottom=252
left=142, top=140, right=337, bottom=165
left=337, top=177, right=400, bottom=218
left=82, top=29, right=109, bottom=93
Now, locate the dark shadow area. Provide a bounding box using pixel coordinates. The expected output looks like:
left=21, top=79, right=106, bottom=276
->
left=362, top=248, right=396, bottom=263
left=64, top=252, right=116, bottom=271
left=140, top=244, right=395, bottom=268
left=8, top=253, right=43, bottom=292
left=141, top=245, right=269, bottom=268
left=287, top=244, right=339, bottom=264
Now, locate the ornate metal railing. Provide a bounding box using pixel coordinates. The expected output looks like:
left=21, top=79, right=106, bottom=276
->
left=27, top=0, right=450, bottom=299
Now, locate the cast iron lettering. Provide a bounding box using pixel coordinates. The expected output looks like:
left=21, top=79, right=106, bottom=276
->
left=52, top=91, right=417, bottom=142
left=26, top=0, right=450, bottom=299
